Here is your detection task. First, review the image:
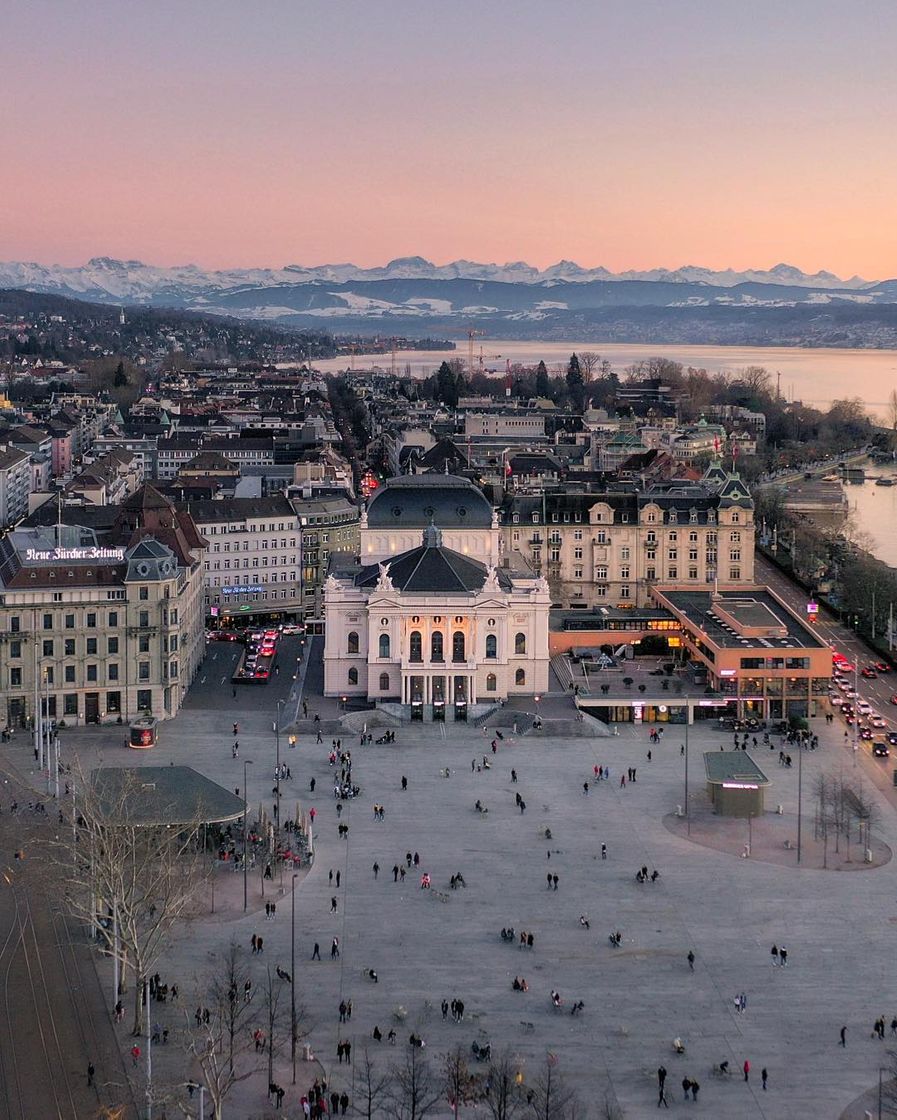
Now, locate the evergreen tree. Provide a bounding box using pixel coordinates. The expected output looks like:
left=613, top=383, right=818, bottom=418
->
left=436, top=360, right=460, bottom=408
left=566, top=353, right=584, bottom=409
left=535, top=360, right=550, bottom=397
left=113, top=360, right=129, bottom=387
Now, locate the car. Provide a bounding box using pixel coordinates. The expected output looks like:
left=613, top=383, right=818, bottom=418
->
left=845, top=689, right=858, bottom=699
left=260, top=642, right=276, bottom=656
left=842, top=707, right=855, bottom=719
left=860, top=727, right=874, bottom=740
left=837, top=679, right=851, bottom=691
left=857, top=700, right=872, bottom=714
left=254, top=668, right=270, bottom=680
left=207, top=629, right=240, bottom=641
left=264, top=630, right=279, bottom=640
left=862, top=667, right=878, bottom=679
left=875, top=662, right=891, bottom=673
left=282, top=623, right=304, bottom=634
left=874, top=742, right=890, bottom=757
left=829, top=695, right=843, bottom=706
left=870, top=714, right=887, bottom=728
left=887, top=731, right=897, bottom=745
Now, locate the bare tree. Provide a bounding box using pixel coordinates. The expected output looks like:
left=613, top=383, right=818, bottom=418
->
left=57, top=764, right=208, bottom=1034
left=261, top=965, right=288, bottom=1094
left=354, top=1048, right=390, bottom=1120
left=179, top=942, right=262, bottom=1120
left=483, top=1050, right=525, bottom=1120
left=385, top=1046, right=443, bottom=1120
left=528, top=1056, right=580, bottom=1120
left=579, top=352, right=601, bottom=383
left=443, top=1045, right=476, bottom=1119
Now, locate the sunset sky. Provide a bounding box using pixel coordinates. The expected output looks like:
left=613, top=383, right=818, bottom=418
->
left=3, top=1, right=896, bottom=278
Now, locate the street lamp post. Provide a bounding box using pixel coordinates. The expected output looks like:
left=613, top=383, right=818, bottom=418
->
left=291, top=871, right=298, bottom=1084
left=683, top=702, right=689, bottom=829
left=242, top=759, right=254, bottom=911
left=275, top=699, right=285, bottom=852
left=797, top=739, right=803, bottom=863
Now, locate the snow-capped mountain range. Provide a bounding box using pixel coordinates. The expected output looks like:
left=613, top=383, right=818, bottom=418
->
left=0, top=255, right=875, bottom=305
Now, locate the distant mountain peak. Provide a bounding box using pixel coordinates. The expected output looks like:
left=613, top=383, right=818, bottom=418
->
left=0, top=255, right=876, bottom=311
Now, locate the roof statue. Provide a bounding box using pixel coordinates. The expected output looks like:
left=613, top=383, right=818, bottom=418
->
left=376, top=562, right=395, bottom=592
left=483, top=564, right=501, bottom=592
left=534, top=575, right=550, bottom=594
left=324, top=573, right=341, bottom=593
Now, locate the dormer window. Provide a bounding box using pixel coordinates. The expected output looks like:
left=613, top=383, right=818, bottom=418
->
left=647, top=511, right=656, bottom=523
left=668, top=510, right=678, bottom=524
left=689, top=509, right=698, bottom=523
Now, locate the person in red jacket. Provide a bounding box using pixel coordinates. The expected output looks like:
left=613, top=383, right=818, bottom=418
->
left=743, top=1059, right=750, bottom=1082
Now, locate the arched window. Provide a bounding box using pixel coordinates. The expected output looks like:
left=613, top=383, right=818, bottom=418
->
left=431, top=631, right=444, bottom=662
left=409, top=631, right=422, bottom=662
left=347, top=631, right=359, bottom=654
left=348, top=667, right=358, bottom=685
left=515, top=668, right=526, bottom=686
left=485, top=634, right=497, bottom=659
left=452, top=631, right=466, bottom=663
left=379, top=672, right=390, bottom=691
left=378, top=633, right=390, bottom=659
left=515, top=632, right=527, bottom=655
left=486, top=673, right=497, bottom=692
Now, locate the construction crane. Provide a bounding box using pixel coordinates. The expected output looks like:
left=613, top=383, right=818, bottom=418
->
left=467, top=329, right=485, bottom=378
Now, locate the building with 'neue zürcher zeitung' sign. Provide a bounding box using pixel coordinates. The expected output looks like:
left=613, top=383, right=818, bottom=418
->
left=0, top=485, right=206, bottom=729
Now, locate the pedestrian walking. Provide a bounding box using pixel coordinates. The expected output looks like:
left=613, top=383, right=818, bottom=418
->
left=401, top=775, right=407, bottom=790
left=779, top=946, right=788, bottom=966
left=620, top=775, right=626, bottom=788
left=681, top=1077, right=691, bottom=1101
left=331, top=897, right=338, bottom=913
left=393, top=864, right=399, bottom=882
left=687, top=950, right=695, bottom=971
left=771, top=944, right=778, bottom=965
left=87, top=1062, right=95, bottom=1087
left=552, top=874, right=558, bottom=890
left=601, top=843, right=607, bottom=860
left=331, top=937, right=340, bottom=959
left=743, top=1059, right=750, bottom=1082
left=373, top=862, right=379, bottom=879
left=840, top=1025, right=847, bottom=1046
left=691, top=1079, right=699, bottom=1102
left=312, top=942, right=320, bottom=960
left=329, top=869, right=333, bottom=886
left=657, top=1066, right=667, bottom=1090
left=761, top=1067, right=768, bottom=1091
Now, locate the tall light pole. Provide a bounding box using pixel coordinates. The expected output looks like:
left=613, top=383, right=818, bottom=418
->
left=797, top=738, right=803, bottom=863
left=683, top=701, right=690, bottom=834
left=243, top=759, right=254, bottom=911
left=291, top=871, right=298, bottom=1084
left=852, top=659, right=859, bottom=765
left=275, top=698, right=285, bottom=867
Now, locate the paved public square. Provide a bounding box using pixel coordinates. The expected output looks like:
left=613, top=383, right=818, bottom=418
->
left=10, top=638, right=897, bottom=1118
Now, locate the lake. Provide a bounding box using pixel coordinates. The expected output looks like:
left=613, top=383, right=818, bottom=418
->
left=313, top=340, right=897, bottom=413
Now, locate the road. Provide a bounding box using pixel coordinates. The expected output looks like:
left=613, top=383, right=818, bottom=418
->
left=757, top=552, right=897, bottom=768
left=0, top=804, right=133, bottom=1119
